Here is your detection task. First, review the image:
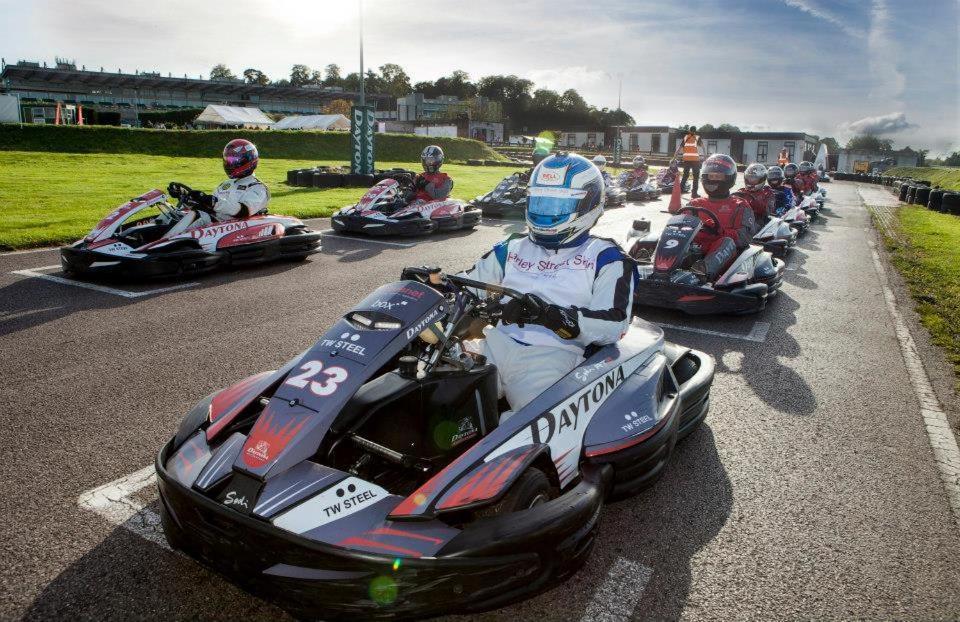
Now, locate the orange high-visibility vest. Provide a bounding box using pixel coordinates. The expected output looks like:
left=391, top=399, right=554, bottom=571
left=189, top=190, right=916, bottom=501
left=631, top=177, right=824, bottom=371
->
left=778, top=149, right=789, bottom=166
left=682, top=134, right=700, bottom=162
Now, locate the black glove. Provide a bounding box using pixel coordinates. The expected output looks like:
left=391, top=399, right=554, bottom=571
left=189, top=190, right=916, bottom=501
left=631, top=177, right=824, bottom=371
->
left=500, top=294, right=580, bottom=340
left=187, top=190, right=216, bottom=211
left=414, top=176, right=428, bottom=190
left=167, top=182, right=190, bottom=199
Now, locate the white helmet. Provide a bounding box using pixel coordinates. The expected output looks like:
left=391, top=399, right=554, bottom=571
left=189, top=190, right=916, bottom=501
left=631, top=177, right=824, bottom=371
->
left=592, top=154, right=607, bottom=170
left=526, top=153, right=605, bottom=249
left=632, top=155, right=647, bottom=169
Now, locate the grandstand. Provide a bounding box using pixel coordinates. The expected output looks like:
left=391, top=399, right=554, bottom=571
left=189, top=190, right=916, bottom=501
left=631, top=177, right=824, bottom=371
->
left=0, top=58, right=392, bottom=125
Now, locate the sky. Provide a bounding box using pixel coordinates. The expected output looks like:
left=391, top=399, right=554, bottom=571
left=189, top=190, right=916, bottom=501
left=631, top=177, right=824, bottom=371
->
left=1, top=0, right=958, bottom=155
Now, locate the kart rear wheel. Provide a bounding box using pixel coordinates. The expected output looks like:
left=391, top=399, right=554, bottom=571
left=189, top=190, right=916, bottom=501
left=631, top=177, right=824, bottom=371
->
left=474, top=468, right=558, bottom=517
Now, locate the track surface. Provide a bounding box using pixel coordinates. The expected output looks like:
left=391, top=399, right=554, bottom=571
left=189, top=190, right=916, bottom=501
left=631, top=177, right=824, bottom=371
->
left=2, top=182, right=959, bottom=620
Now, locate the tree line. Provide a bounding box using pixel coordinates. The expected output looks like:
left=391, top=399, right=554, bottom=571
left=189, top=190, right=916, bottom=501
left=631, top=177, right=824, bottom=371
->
left=207, top=63, right=634, bottom=132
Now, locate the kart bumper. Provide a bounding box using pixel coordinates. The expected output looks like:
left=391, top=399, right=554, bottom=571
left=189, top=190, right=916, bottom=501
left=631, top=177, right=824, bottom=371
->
left=156, top=441, right=609, bottom=620
left=633, top=277, right=769, bottom=315
left=331, top=213, right=438, bottom=236
left=59, top=245, right=221, bottom=279
left=476, top=201, right=526, bottom=218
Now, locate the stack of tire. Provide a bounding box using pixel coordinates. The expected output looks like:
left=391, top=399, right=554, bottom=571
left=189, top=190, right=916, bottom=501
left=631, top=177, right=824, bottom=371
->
left=931, top=189, right=960, bottom=215
left=286, top=167, right=414, bottom=189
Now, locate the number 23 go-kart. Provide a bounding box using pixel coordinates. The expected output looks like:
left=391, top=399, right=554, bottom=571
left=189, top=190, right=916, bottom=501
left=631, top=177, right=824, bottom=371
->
left=157, top=270, right=715, bottom=620
left=59, top=184, right=321, bottom=280
left=332, top=173, right=481, bottom=237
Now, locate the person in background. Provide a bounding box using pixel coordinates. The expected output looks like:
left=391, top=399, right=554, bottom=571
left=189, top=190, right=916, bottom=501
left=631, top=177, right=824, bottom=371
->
left=734, top=163, right=774, bottom=230
left=798, top=161, right=819, bottom=194
left=686, top=154, right=755, bottom=281
left=624, top=155, right=650, bottom=186
left=413, top=145, right=453, bottom=201
left=778, top=147, right=790, bottom=167
left=674, top=125, right=705, bottom=198
left=592, top=154, right=614, bottom=185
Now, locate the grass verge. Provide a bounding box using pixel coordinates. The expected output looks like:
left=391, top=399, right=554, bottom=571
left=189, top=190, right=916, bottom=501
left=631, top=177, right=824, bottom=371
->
left=0, top=151, right=516, bottom=249
left=885, top=166, right=960, bottom=191
left=884, top=205, right=960, bottom=388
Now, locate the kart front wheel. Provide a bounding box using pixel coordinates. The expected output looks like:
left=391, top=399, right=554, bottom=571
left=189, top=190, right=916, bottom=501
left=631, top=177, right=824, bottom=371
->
left=474, top=468, right=558, bottom=517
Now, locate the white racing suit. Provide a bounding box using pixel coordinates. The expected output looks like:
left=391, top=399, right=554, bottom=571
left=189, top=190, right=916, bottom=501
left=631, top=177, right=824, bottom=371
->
left=460, top=234, right=635, bottom=416
left=186, top=175, right=270, bottom=230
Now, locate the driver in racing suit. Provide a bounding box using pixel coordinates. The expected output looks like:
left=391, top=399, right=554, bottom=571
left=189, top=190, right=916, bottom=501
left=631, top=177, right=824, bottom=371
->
left=413, top=145, right=453, bottom=201
left=765, top=166, right=794, bottom=217
left=783, top=163, right=804, bottom=205
left=798, top=161, right=819, bottom=194
left=168, top=139, right=269, bottom=229
left=733, top=163, right=774, bottom=231
left=624, top=155, right=650, bottom=186
left=407, top=153, right=635, bottom=417
left=687, top=154, right=755, bottom=282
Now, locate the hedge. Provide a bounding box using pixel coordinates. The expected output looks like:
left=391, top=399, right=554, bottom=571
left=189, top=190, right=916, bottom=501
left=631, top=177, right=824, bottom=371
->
left=0, top=123, right=506, bottom=163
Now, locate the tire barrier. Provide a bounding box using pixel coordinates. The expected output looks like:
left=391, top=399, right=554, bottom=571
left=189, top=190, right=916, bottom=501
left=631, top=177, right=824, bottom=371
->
left=286, top=167, right=416, bottom=188
left=915, top=186, right=931, bottom=206
left=899, top=184, right=910, bottom=201
left=943, top=192, right=960, bottom=215
left=928, top=189, right=945, bottom=211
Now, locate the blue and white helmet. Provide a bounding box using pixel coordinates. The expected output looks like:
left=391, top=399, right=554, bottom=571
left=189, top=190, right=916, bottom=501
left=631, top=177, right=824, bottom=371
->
left=526, top=153, right=605, bottom=249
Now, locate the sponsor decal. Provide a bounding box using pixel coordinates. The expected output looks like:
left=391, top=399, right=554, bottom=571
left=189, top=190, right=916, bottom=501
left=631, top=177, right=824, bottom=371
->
left=507, top=251, right=596, bottom=273
left=285, top=360, right=349, bottom=397
left=321, top=482, right=378, bottom=517
left=450, top=416, right=478, bottom=446
left=272, top=477, right=389, bottom=534
left=397, top=286, right=425, bottom=299
left=371, top=298, right=409, bottom=311
left=621, top=410, right=655, bottom=433
left=529, top=366, right=626, bottom=445
left=535, top=165, right=568, bottom=186
left=242, top=412, right=308, bottom=469
left=405, top=306, right=442, bottom=340
left=190, top=221, right=249, bottom=239
left=574, top=358, right=613, bottom=383
left=319, top=332, right=367, bottom=357
left=219, top=181, right=231, bottom=191
left=223, top=490, right=250, bottom=509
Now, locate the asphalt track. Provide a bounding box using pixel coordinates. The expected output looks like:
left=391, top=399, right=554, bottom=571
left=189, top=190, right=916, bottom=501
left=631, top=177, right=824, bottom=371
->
left=2, top=182, right=959, bottom=621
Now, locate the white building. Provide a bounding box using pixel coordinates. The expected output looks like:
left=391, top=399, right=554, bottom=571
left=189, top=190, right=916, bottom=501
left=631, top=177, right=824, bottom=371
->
left=836, top=149, right=920, bottom=173
left=739, top=133, right=818, bottom=165
left=560, top=129, right=605, bottom=149
left=618, top=126, right=676, bottom=155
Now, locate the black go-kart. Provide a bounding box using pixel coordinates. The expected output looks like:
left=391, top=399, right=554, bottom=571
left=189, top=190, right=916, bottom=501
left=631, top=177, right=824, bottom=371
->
left=157, top=269, right=715, bottom=620
left=472, top=172, right=528, bottom=218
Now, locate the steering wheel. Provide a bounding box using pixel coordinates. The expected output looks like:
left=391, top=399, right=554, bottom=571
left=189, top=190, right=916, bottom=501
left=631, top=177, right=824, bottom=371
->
left=679, top=206, right=723, bottom=237
left=167, top=182, right=192, bottom=202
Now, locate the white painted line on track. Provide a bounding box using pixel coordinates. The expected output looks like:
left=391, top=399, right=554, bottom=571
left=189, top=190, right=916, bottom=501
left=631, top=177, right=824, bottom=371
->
left=318, top=229, right=416, bottom=248
left=655, top=320, right=770, bottom=343
left=867, top=239, right=960, bottom=532
left=581, top=557, right=653, bottom=622
left=0, top=246, right=58, bottom=257
left=77, top=465, right=169, bottom=550
left=10, top=265, right=200, bottom=299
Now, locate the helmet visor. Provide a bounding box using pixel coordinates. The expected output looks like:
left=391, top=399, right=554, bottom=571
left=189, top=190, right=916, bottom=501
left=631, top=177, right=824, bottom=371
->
left=224, top=154, right=247, bottom=169
left=526, top=187, right=587, bottom=227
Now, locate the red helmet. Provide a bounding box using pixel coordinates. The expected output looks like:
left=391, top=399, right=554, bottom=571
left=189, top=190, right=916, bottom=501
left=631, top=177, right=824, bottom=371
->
left=701, top=154, right=738, bottom=197
left=223, top=139, right=259, bottom=179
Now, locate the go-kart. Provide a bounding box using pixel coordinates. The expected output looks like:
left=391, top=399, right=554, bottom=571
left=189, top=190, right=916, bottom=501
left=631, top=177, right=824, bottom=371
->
left=818, top=170, right=832, bottom=183
left=627, top=207, right=785, bottom=315
left=752, top=215, right=798, bottom=259
left=617, top=171, right=660, bottom=201
left=332, top=173, right=481, bottom=237
left=156, top=270, right=715, bottom=620
left=798, top=192, right=822, bottom=218
left=774, top=202, right=809, bottom=236
left=656, top=165, right=690, bottom=194
left=472, top=172, right=528, bottom=218
left=603, top=175, right=627, bottom=207
left=59, top=185, right=321, bottom=280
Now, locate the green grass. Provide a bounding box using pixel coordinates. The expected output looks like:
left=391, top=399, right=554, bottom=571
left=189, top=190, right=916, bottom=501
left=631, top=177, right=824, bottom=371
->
left=885, top=166, right=960, bottom=191
left=885, top=206, right=960, bottom=387
left=0, top=124, right=506, bottom=163
left=0, top=151, right=515, bottom=249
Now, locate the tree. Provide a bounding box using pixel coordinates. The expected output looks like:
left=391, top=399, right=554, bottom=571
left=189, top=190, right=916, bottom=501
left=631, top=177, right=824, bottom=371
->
left=290, top=64, right=311, bottom=87
left=697, top=123, right=716, bottom=132
left=378, top=63, right=412, bottom=98
left=309, top=70, right=324, bottom=85
left=820, top=136, right=841, bottom=152
left=323, top=99, right=353, bottom=116
left=942, top=151, right=960, bottom=167
left=846, top=134, right=894, bottom=152
left=243, top=68, right=270, bottom=86
left=324, top=64, right=343, bottom=87
left=209, top=64, right=236, bottom=81
left=272, top=78, right=291, bottom=87
left=717, top=123, right=741, bottom=132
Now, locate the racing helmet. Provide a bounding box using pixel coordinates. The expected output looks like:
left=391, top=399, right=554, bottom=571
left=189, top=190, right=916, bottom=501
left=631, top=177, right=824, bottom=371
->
left=798, top=160, right=814, bottom=174
left=592, top=154, right=607, bottom=170
left=526, top=153, right=604, bottom=249
left=700, top=154, right=738, bottom=198
left=421, top=145, right=444, bottom=173
left=223, top=139, right=259, bottom=179
left=743, top=163, right=768, bottom=191
left=532, top=148, right=549, bottom=166
left=783, top=162, right=799, bottom=179
left=632, top=155, right=647, bottom=170
left=766, top=165, right=785, bottom=188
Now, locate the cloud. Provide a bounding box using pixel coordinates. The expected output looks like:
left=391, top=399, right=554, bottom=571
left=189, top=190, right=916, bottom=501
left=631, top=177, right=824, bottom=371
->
left=525, top=66, right=611, bottom=94
left=867, top=0, right=906, bottom=101
left=841, top=112, right=916, bottom=134
left=782, top=0, right=865, bottom=38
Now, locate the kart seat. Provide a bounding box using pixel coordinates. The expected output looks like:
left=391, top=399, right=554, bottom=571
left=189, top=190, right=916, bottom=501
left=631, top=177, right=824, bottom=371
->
left=330, top=372, right=418, bottom=435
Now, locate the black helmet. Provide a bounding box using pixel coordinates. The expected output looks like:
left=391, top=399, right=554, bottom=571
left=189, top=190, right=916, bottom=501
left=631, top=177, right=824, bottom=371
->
left=743, top=163, right=767, bottom=190
left=700, top=154, right=738, bottom=197
left=532, top=148, right=549, bottom=166
left=767, top=165, right=785, bottom=188
left=798, top=160, right=814, bottom=174
left=783, top=162, right=799, bottom=179
left=421, top=145, right=444, bottom=173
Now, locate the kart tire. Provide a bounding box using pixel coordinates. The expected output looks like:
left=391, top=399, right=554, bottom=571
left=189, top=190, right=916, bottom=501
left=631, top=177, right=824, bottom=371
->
left=313, top=173, right=344, bottom=188
left=344, top=173, right=374, bottom=187
left=928, top=189, right=945, bottom=211
left=295, top=169, right=313, bottom=187
left=473, top=468, right=558, bottom=517
left=906, top=185, right=917, bottom=204
left=286, top=169, right=297, bottom=185
left=943, top=192, right=960, bottom=215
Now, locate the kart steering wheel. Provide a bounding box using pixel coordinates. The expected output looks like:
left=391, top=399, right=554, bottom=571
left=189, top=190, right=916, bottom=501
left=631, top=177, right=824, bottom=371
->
left=167, top=182, right=192, bottom=202
left=680, top=206, right=723, bottom=237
